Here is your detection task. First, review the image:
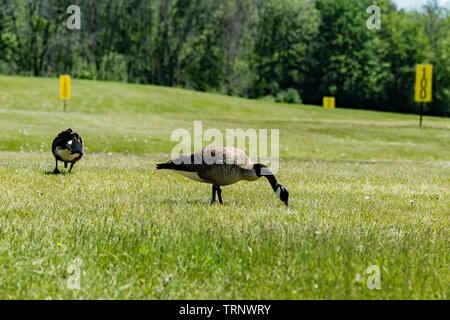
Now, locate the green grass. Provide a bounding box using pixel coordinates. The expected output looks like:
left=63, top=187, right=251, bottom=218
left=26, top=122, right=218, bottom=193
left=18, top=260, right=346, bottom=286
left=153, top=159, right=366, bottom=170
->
left=0, top=75, right=448, bottom=299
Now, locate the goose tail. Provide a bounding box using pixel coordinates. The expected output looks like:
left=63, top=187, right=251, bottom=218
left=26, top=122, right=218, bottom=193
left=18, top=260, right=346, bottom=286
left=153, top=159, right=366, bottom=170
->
left=156, top=163, right=173, bottom=170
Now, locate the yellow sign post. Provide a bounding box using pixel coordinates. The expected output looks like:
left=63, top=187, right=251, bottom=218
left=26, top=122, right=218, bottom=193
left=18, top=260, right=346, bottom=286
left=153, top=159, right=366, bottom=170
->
left=60, top=75, right=71, bottom=112
left=323, top=97, right=335, bottom=108
left=414, top=65, right=432, bottom=127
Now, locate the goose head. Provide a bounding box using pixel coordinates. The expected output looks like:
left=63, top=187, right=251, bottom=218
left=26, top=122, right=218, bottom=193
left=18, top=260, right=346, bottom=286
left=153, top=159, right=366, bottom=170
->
left=275, top=184, right=289, bottom=207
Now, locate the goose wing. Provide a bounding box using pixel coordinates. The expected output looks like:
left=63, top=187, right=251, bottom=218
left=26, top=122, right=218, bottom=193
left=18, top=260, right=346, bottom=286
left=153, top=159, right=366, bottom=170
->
left=157, top=147, right=254, bottom=186
left=157, top=147, right=252, bottom=169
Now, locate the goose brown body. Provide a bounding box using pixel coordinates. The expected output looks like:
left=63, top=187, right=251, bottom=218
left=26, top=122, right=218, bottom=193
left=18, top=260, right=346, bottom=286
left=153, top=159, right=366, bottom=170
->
left=164, top=147, right=258, bottom=186
left=157, top=146, right=289, bottom=206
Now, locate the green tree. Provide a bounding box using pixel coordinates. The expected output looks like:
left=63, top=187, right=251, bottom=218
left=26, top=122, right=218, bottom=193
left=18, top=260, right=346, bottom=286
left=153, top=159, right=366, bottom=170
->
left=380, top=6, right=428, bottom=113
left=250, top=0, right=320, bottom=100
left=422, top=0, right=450, bottom=116
left=310, top=0, right=393, bottom=109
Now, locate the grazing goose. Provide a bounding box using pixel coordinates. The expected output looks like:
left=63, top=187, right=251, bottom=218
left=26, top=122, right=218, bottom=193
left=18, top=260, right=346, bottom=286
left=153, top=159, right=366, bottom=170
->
left=51, top=128, right=84, bottom=174
left=156, top=146, right=289, bottom=207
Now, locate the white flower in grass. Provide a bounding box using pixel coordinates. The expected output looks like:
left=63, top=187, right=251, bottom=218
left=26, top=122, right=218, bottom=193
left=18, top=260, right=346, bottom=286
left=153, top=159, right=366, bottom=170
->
left=365, top=196, right=370, bottom=200
left=164, top=274, right=173, bottom=283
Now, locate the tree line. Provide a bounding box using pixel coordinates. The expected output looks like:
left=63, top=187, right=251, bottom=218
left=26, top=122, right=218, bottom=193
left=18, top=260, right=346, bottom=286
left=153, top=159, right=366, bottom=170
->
left=0, top=0, right=448, bottom=116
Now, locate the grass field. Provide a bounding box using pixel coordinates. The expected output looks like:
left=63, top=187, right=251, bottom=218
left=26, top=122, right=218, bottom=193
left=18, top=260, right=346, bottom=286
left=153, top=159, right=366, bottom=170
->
left=0, top=75, right=448, bottom=299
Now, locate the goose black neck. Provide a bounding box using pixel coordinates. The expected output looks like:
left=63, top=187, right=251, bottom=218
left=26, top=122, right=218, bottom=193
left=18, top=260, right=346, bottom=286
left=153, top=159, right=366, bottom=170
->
left=264, top=174, right=279, bottom=192
left=254, top=164, right=279, bottom=192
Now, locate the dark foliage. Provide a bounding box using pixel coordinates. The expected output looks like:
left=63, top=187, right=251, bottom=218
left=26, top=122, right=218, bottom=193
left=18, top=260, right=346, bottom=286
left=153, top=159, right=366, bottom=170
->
left=0, top=0, right=448, bottom=115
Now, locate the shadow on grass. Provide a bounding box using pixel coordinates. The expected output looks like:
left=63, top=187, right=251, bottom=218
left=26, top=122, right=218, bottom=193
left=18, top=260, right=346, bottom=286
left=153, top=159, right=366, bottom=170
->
left=44, top=170, right=67, bottom=176
left=160, top=198, right=234, bottom=206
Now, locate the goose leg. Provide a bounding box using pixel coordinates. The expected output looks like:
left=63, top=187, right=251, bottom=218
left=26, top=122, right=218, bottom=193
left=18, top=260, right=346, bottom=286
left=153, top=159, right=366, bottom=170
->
left=68, top=163, right=74, bottom=173
left=216, top=186, right=223, bottom=204
left=210, top=185, right=217, bottom=205
left=64, top=162, right=68, bottom=169
left=53, top=159, right=60, bottom=174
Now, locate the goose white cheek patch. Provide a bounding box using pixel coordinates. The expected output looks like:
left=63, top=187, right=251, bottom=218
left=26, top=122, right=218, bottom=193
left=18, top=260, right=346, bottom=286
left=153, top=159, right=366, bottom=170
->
left=68, top=140, right=73, bottom=145
left=275, top=187, right=281, bottom=199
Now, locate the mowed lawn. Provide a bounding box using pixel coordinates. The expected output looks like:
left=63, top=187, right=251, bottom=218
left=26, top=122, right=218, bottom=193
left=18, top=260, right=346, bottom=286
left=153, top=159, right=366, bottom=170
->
left=0, top=75, right=448, bottom=299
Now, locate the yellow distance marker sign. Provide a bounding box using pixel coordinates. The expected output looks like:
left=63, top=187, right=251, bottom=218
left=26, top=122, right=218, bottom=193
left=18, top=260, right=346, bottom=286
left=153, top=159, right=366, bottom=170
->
left=323, top=97, right=335, bottom=108
left=414, top=65, right=432, bottom=102
left=60, top=75, right=71, bottom=100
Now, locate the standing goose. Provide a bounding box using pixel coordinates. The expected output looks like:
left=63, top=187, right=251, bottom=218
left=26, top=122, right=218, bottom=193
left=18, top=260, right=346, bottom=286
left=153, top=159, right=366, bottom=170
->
left=51, top=128, right=84, bottom=174
left=156, top=146, right=289, bottom=207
